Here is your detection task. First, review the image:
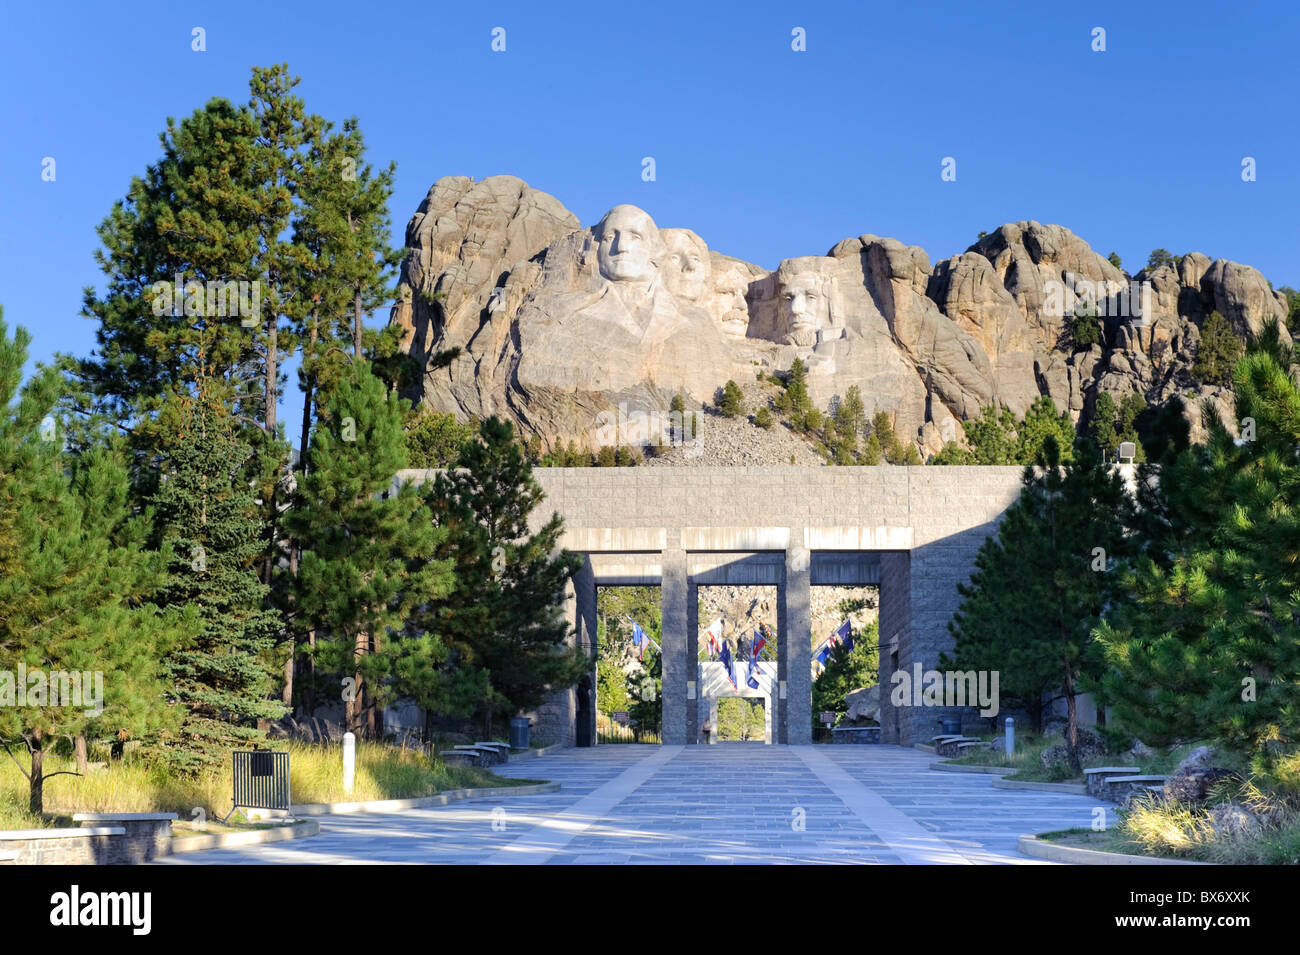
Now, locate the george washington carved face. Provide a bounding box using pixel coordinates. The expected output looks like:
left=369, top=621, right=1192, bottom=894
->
left=595, top=205, right=665, bottom=286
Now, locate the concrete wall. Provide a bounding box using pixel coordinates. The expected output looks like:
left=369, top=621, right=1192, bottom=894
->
left=395, top=466, right=1024, bottom=747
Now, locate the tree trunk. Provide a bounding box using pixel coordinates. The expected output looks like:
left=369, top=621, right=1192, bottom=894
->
left=353, top=285, right=363, bottom=361
left=1064, top=670, right=1080, bottom=772
left=29, top=730, right=44, bottom=815
left=74, top=734, right=88, bottom=775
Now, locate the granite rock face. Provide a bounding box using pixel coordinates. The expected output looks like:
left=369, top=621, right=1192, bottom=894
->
left=392, top=178, right=1291, bottom=458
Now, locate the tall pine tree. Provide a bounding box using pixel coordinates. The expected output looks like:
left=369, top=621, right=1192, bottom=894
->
left=421, top=418, right=586, bottom=737
left=285, top=359, right=454, bottom=736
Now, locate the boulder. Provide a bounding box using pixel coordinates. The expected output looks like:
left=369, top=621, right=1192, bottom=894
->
left=1163, top=767, right=1240, bottom=804
left=845, top=685, right=881, bottom=723
left=1039, top=727, right=1107, bottom=769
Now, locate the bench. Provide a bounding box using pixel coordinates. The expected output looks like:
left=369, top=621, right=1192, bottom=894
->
left=1082, top=766, right=1141, bottom=799
left=1101, top=774, right=1169, bottom=805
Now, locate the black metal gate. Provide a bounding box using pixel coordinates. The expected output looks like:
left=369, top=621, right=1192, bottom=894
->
left=232, top=750, right=291, bottom=811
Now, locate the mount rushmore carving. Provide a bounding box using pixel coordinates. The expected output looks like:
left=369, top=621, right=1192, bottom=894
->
left=389, top=175, right=1291, bottom=457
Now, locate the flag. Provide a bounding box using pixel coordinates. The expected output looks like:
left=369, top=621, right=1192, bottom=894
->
left=835, top=619, right=854, bottom=653
left=751, top=625, right=767, bottom=662
left=745, top=654, right=760, bottom=690
left=702, top=618, right=723, bottom=658
left=720, top=641, right=738, bottom=690
left=814, top=641, right=834, bottom=668
left=630, top=620, right=647, bottom=660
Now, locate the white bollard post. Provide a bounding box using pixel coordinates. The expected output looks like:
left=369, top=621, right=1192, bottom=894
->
left=1005, top=717, right=1015, bottom=757
left=342, top=732, right=356, bottom=796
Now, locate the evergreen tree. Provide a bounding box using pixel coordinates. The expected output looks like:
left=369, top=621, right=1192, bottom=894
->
left=285, top=359, right=453, bottom=736
left=720, top=380, right=744, bottom=416
left=0, top=312, right=183, bottom=808
left=1146, top=248, right=1176, bottom=271
left=1192, top=310, right=1244, bottom=386
left=405, top=409, right=476, bottom=469
left=1097, top=322, right=1300, bottom=758
left=944, top=437, right=1135, bottom=766
left=422, top=418, right=586, bottom=736
left=149, top=384, right=285, bottom=767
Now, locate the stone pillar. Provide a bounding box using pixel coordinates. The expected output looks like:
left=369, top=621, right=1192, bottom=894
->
left=878, top=551, right=910, bottom=746
left=779, top=534, right=812, bottom=745
left=686, top=579, right=699, bottom=743
left=574, top=556, right=597, bottom=747
left=660, top=531, right=688, bottom=745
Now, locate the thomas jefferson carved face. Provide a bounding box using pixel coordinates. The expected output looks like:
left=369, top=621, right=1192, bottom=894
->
left=661, top=229, right=710, bottom=303
left=596, top=205, right=664, bottom=285
left=776, top=258, right=833, bottom=347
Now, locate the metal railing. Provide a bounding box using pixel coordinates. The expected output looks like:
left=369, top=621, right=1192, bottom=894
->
left=231, top=750, right=291, bottom=812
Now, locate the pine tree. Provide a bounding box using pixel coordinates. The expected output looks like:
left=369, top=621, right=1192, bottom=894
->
left=1192, top=311, right=1244, bottom=385
left=1097, top=322, right=1300, bottom=758
left=422, top=418, right=587, bottom=736
left=147, top=384, right=285, bottom=768
left=944, top=437, right=1136, bottom=766
left=285, top=359, right=453, bottom=736
left=0, top=311, right=183, bottom=809
left=720, top=380, right=744, bottom=416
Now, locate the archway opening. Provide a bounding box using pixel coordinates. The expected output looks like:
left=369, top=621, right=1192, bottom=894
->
left=595, top=585, right=663, bottom=743
left=810, top=586, right=880, bottom=741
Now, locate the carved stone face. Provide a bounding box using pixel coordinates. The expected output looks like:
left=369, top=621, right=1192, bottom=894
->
left=596, top=205, right=663, bottom=285
left=661, top=229, right=710, bottom=303
left=776, top=258, right=833, bottom=347
left=712, top=266, right=751, bottom=339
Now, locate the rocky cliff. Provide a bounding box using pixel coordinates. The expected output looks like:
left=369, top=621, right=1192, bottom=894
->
left=389, top=175, right=1290, bottom=457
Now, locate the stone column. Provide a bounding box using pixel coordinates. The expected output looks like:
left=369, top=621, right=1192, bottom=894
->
left=686, top=579, right=699, bottom=743
left=779, top=534, right=812, bottom=745
left=660, top=531, right=688, bottom=745
left=877, top=551, right=910, bottom=745
left=574, top=556, right=598, bottom=747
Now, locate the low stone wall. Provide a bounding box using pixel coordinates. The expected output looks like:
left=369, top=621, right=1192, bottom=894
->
left=831, top=726, right=881, bottom=744
left=74, top=813, right=175, bottom=863
left=0, top=827, right=124, bottom=865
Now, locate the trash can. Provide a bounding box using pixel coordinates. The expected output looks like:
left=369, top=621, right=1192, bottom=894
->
left=940, top=717, right=961, bottom=735
left=509, top=716, right=531, bottom=750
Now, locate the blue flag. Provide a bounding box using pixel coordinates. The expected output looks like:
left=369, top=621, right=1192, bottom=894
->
left=745, top=654, right=760, bottom=690
left=720, top=641, right=738, bottom=690
left=835, top=619, right=854, bottom=653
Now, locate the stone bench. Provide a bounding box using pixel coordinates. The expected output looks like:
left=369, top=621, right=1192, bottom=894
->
left=936, top=736, right=983, bottom=758
left=454, top=744, right=505, bottom=766
left=439, top=749, right=478, bottom=764
left=1082, top=766, right=1141, bottom=799
left=1100, top=775, right=1169, bottom=805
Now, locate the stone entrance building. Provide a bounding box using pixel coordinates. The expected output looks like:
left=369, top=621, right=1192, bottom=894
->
left=395, top=466, right=1024, bottom=747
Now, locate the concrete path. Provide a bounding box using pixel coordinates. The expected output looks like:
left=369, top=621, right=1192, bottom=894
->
left=159, top=745, right=1115, bottom=865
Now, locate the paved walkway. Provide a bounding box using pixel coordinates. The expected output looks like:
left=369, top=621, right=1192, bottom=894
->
left=159, top=745, right=1115, bottom=865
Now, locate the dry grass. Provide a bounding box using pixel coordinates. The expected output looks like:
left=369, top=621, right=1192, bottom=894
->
left=1, top=740, right=536, bottom=829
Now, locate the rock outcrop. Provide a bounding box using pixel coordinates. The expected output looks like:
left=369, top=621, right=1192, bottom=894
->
left=391, top=177, right=1292, bottom=458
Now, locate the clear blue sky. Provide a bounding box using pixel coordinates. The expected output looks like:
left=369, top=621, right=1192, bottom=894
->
left=3, top=0, right=1297, bottom=446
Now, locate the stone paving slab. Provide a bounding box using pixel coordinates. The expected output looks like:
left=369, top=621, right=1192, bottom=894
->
left=158, top=745, right=1114, bottom=865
